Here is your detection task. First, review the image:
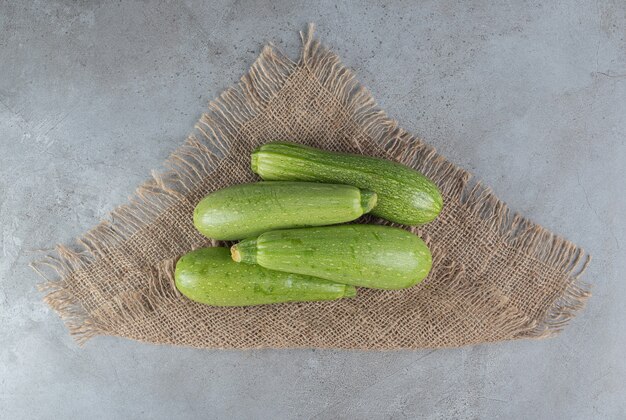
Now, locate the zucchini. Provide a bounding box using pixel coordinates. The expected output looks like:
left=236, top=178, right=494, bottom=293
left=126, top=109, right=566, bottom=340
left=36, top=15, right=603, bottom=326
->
left=251, top=142, right=443, bottom=225
left=231, top=225, right=432, bottom=290
left=175, top=247, right=356, bottom=306
left=193, top=181, right=377, bottom=240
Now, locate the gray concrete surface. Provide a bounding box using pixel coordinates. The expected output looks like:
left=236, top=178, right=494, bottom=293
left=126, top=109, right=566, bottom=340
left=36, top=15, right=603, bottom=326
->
left=1, top=1, right=624, bottom=418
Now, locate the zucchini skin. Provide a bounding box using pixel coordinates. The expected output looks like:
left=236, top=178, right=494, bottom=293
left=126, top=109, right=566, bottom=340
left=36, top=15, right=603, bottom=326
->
left=251, top=142, right=443, bottom=225
left=175, top=247, right=356, bottom=306
left=231, top=225, right=432, bottom=290
left=193, top=181, right=377, bottom=240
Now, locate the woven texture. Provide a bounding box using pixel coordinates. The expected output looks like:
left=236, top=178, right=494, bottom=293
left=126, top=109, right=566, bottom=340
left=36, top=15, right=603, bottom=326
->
left=35, top=26, right=591, bottom=349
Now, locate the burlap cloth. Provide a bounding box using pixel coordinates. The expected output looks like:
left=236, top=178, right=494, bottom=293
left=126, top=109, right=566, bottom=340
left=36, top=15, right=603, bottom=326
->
left=35, top=26, right=591, bottom=349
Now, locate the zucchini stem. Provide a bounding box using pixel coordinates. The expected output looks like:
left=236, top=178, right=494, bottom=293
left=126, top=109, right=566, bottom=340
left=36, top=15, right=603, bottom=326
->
left=343, top=285, right=357, bottom=298
left=231, top=239, right=258, bottom=264
left=360, top=190, right=378, bottom=213
left=250, top=150, right=259, bottom=174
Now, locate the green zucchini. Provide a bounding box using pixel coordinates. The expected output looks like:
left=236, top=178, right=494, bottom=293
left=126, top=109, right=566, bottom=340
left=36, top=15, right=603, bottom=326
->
left=231, top=225, right=432, bottom=290
left=193, top=181, right=377, bottom=240
left=251, top=142, right=443, bottom=225
left=175, top=247, right=356, bottom=306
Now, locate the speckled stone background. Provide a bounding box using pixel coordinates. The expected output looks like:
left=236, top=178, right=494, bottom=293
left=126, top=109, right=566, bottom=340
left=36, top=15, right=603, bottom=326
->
left=1, top=1, right=624, bottom=418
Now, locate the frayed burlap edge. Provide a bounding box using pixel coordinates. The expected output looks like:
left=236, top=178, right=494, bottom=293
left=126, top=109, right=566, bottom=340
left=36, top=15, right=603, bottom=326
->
left=32, top=24, right=591, bottom=347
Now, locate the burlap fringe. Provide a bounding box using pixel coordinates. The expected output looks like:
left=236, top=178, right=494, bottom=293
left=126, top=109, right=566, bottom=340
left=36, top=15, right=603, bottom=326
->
left=32, top=30, right=298, bottom=344
left=34, top=23, right=590, bottom=346
left=299, top=24, right=591, bottom=340
left=32, top=248, right=101, bottom=345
